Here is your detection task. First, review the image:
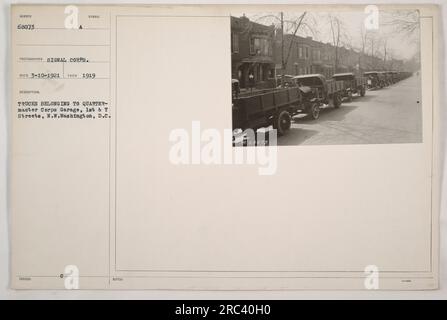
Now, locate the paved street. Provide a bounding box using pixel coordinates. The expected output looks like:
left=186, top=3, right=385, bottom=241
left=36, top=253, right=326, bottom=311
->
left=279, top=74, right=422, bottom=145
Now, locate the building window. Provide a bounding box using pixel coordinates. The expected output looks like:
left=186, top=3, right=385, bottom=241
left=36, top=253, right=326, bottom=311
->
left=305, top=47, right=310, bottom=60
left=262, top=39, right=269, bottom=56
left=298, top=47, right=303, bottom=59
left=250, top=37, right=272, bottom=56
left=231, top=32, right=239, bottom=53
left=313, top=49, right=321, bottom=61
left=250, top=37, right=255, bottom=55
left=255, top=38, right=261, bottom=55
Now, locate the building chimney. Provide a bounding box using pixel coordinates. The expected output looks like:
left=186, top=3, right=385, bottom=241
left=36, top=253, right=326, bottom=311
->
left=240, top=14, right=249, bottom=23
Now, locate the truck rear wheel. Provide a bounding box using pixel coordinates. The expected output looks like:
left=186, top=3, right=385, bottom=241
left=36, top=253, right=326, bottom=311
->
left=273, top=110, right=291, bottom=135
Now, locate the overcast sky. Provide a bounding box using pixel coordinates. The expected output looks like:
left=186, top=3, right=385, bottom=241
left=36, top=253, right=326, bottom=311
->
left=234, top=9, right=420, bottom=61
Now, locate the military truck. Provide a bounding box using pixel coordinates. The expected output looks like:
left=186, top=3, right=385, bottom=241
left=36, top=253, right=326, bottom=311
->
left=332, top=72, right=367, bottom=101
left=292, top=74, right=344, bottom=118
left=232, top=86, right=318, bottom=137
left=364, top=71, right=387, bottom=89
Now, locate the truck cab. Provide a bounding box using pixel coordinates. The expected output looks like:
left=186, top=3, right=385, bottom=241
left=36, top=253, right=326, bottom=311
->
left=364, top=71, right=386, bottom=89
left=293, top=74, right=343, bottom=108
left=332, top=72, right=366, bottom=100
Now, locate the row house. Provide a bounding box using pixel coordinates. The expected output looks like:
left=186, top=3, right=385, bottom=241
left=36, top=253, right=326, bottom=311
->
left=275, top=32, right=404, bottom=78
left=278, top=34, right=362, bottom=78
left=338, top=47, right=360, bottom=73
left=231, top=15, right=276, bottom=89
left=278, top=34, right=331, bottom=77
left=231, top=15, right=405, bottom=88
left=276, top=33, right=348, bottom=78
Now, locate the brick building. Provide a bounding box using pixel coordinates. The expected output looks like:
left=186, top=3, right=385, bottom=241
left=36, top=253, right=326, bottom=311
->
left=231, top=15, right=405, bottom=88
left=231, top=16, right=276, bottom=89
left=275, top=33, right=349, bottom=78
left=278, top=34, right=323, bottom=76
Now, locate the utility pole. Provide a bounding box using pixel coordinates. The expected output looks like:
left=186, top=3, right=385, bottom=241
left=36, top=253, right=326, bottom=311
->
left=281, top=12, right=285, bottom=85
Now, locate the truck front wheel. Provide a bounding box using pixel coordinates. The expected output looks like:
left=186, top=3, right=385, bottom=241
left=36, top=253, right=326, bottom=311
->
left=333, top=94, right=342, bottom=108
left=360, top=86, right=366, bottom=97
left=347, top=91, right=353, bottom=102
left=273, top=110, right=291, bottom=135
left=308, top=103, right=320, bottom=120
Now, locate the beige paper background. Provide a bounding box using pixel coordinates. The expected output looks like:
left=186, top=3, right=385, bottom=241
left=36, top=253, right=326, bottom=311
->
left=10, top=4, right=440, bottom=290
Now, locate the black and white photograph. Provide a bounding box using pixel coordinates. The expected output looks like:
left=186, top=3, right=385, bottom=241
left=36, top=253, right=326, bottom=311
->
left=231, top=9, right=422, bottom=146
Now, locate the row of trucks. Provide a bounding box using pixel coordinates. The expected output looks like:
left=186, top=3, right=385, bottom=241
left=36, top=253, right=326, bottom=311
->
left=232, top=71, right=412, bottom=139
left=364, top=71, right=413, bottom=89
left=232, top=73, right=360, bottom=138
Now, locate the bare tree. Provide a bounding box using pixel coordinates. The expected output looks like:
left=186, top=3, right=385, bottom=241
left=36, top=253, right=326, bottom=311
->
left=382, top=38, right=388, bottom=64
left=358, top=24, right=369, bottom=71
left=283, top=12, right=307, bottom=73
left=249, top=12, right=315, bottom=83
left=365, top=32, right=386, bottom=69
left=382, top=10, right=420, bottom=39
left=327, top=14, right=349, bottom=73
left=386, top=50, right=396, bottom=70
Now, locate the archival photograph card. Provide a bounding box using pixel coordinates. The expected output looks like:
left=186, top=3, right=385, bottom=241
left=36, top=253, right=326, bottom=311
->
left=10, top=4, right=440, bottom=290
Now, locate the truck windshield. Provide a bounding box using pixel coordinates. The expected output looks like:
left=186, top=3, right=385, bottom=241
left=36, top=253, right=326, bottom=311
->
left=296, top=77, right=322, bottom=87
left=333, top=75, right=353, bottom=81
